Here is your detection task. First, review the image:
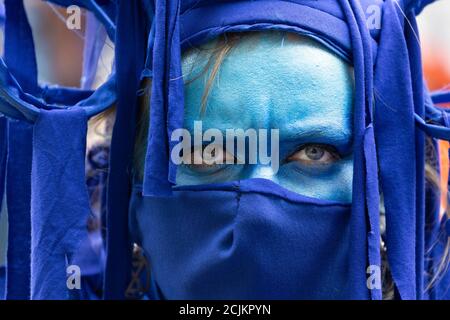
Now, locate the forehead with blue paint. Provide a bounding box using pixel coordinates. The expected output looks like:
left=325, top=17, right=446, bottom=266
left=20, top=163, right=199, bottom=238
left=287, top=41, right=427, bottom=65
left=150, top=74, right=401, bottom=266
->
left=178, top=32, right=354, bottom=202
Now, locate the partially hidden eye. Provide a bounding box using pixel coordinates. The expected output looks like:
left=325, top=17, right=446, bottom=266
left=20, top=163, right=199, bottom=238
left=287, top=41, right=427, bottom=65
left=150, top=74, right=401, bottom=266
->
left=287, top=144, right=340, bottom=165
left=188, top=145, right=236, bottom=171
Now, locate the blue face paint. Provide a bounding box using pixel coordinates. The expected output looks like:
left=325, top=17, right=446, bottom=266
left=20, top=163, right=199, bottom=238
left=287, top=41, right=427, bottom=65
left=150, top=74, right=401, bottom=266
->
left=177, top=32, right=354, bottom=203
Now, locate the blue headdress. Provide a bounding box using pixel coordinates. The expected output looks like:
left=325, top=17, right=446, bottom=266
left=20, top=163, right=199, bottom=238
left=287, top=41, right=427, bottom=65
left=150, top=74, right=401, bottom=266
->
left=0, top=0, right=449, bottom=300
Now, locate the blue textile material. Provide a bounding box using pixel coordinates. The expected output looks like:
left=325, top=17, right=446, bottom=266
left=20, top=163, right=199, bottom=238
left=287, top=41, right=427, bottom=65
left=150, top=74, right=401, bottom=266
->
left=373, top=0, right=417, bottom=300
left=6, top=121, right=32, bottom=300
left=3, top=0, right=36, bottom=300
left=0, top=119, right=6, bottom=224
left=31, top=109, right=90, bottom=300
left=103, top=0, right=149, bottom=299
left=4, top=0, right=38, bottom=94
left=406, top=13, right=426, bottom=299
left=143, top=0, right=184, bottom=195
left=339, top=0, right=373, bottom=299
left=131, top=179, right=362, bottom=299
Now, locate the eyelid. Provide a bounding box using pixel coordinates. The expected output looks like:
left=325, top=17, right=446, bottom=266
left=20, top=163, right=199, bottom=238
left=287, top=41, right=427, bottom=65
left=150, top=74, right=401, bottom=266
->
left=285, top=143, right=341, bottom=164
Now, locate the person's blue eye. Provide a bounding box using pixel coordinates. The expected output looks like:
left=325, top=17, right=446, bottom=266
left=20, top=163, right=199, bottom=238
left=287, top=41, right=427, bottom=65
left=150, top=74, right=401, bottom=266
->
left=287, top=144, right=340, bottom=165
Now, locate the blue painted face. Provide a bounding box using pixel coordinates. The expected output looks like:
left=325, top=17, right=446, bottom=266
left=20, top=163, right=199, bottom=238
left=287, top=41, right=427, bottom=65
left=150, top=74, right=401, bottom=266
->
left=177, top=32, right=354, bottom=203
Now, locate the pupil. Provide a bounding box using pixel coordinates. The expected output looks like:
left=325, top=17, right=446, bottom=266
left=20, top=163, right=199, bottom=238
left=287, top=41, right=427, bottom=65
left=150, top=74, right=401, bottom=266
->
left=306, top=146, right=324, bottom=161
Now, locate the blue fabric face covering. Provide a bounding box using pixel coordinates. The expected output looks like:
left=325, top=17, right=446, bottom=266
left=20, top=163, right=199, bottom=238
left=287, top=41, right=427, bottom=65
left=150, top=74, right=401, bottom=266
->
left=130, top=178, right=366, bottom=299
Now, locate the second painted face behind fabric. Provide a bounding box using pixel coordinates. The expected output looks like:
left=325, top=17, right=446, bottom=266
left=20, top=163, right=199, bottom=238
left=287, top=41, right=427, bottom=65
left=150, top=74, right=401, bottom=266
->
left=178, top=32, right=354, bottom=203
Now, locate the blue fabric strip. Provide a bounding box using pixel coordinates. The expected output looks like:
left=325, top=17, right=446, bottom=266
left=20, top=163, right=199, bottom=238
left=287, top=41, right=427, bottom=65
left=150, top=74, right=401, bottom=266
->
left=0, top=62, right=117, bottom=123
left=338, top=0, right=370, bottom=299
left=143, top=0, right=186, bottom=196
left=30, top=109, right=90, bottom=300
left=0, top=118, right=6, bottom=224
left=407, top=12, right=426, bottom=300
left=3, top=0, right=36, bottom=300
left=5, top=121, right=32, bottom=300
left=104, top=0, right=148, bottom=299
left=374, top=0, right=417, bottom=300
left=4, top=0, right=38, bottom=93
left=431, top=91, right=450, bottom=105
left=364, top=125, right=382, bottom=300
left=415, top=115, right=450, bottom=141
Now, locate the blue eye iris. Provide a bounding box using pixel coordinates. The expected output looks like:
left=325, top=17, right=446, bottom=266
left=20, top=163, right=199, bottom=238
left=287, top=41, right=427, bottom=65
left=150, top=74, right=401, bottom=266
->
left=304, top=146, right=325, bottom=161
left=287, top=144, right=340, bottom=165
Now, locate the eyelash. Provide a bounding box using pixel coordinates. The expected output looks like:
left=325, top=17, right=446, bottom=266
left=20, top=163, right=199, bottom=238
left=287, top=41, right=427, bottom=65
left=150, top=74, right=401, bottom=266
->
left=285, top=144, right=341, bottom=165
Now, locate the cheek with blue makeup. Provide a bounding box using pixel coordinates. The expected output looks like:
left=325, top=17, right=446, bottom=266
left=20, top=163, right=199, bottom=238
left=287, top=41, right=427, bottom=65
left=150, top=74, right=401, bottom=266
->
left=176, top=32, right=355, bottom=203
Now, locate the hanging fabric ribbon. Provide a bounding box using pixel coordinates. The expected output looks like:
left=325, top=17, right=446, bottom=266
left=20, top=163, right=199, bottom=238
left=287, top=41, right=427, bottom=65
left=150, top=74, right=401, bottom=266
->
left=343, top=0, right=371, bottom=299
left=0, top=119, right=6, bottom=222
left=143, top=0, right=183, bottom=196
left=373, top=0, right=417, bottom=300
left=5, top=121, right=32, bottom=300
left=103, top=0, right=149, bottom=299
left=345, top=0, right=384, bottom=300
left=405, top=11, right=426, bottom=300
left=30, top=108, right=90, bottom=300
left=3, top=0, right=38, bottom=300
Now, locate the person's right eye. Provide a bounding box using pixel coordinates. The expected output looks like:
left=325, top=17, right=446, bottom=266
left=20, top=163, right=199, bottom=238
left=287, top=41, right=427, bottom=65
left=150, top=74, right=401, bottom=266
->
left=186, top=145, right=237, bottom=173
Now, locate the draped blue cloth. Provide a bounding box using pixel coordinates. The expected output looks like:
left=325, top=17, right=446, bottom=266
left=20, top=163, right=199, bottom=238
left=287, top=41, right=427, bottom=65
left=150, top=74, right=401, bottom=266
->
left=3, top=0, right=37, bottom=300
left=103, top=0, right=149, bottom=299
left=31, top=109, right=90, bottom=299
left=373, top=0, right=417, bottom=299
left=5, top=121, right=32, bottom=300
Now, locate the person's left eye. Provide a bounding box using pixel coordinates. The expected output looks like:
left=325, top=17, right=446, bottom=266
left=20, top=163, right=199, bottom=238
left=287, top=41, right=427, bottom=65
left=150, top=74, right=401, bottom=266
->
left=287, top=144, right=340, bottom=166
